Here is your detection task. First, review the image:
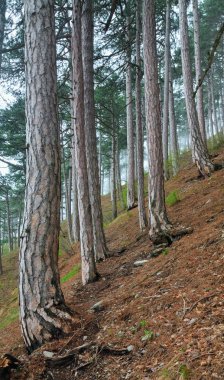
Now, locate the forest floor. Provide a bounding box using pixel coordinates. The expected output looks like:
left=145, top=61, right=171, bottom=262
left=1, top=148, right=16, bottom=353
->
left=0, top=150, right=224, bottom=380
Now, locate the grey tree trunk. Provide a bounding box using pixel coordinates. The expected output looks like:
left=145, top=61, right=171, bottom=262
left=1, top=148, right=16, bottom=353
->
left=207, top=77, right=214, bottom=140
left=6, top=189, right=13, bottom=252
left=82, top=0, right=107, bottom=261
left=143, top=0, right=170, bottom=243
left=62, top=151, right=73, bottom=245
left=162, top=0, right=170, bottom=180
left=20, top=0, right=72, bottom=353
left=71, top=0, right=98, bottom=284
left=71, top=135, right=80, bottom=242
left=126, top=9, right=135, bottom=210
left=210, top=67, right=219, bottom=136
left=135, top=0, right=147, bottom=231
left=179, top=0, right=214, bottom=176
left=169, top=56, right=179, bottom=175
left=0, top=0, right=6, bottom=75
left=116, top=134, right=125, bottom=209
left=192, top=0, right=207, bottom=144
left=111, top=117, right=117, bottom=220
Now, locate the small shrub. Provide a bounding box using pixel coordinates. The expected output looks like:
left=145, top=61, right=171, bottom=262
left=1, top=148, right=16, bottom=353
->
left=166, top=190, right=180, bottom=206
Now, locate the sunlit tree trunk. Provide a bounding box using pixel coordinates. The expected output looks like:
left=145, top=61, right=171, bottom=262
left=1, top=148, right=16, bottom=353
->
left=82, top=0, right=107, bottom=260
left=143, top=0, right=170, bottom=243
left=20, top=0, right=72, bottom=353
left=179, top=0, right=214, bottom=176
left=126, top=7, right=135, bottom=210
left=71, top=0, right=98, bottom=283
left=192, top=0, right=207, bottom=144
left=162, top=0, right=170, bottom=180
left=136, top=0, right=147, bottom=231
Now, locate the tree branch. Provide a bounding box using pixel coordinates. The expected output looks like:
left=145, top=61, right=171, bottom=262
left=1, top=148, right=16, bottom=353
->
left=193, top=22, right=224, bottom=98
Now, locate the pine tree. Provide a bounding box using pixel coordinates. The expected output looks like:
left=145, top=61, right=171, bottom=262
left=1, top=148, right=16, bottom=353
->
left=19, top=0, right=72, bottom=353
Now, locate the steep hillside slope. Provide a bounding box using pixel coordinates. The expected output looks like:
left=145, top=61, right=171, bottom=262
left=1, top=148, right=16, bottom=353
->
left=1, top=152, right=224, bottom=380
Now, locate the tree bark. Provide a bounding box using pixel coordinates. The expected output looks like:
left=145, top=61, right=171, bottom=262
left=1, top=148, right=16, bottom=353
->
left=0, top=0, right=6, bottom=75
left=210, top=66, right=219, bottom=135
left=82, top=0, right=108, bottom=261
left=0, top=213, right=3, bottom=275
left=111, top=117, right=117, bottom=220
left=135, top=0, right=147, bottom=231
left=5, top=189, right=13, bottom=252
left=192, top=0, right=207, bottom=144
left=126, top=6, right=135, bottom=210
left=162, top=0, right=171, bottom=180
left=169, top=56, right=179, bottom=175
left=71, top=0, right=98, bottom=283
left=20, top=0, right=72, bottom=353
left=71, top=135, right=80, bottom=242
left=143, top=0, right=170, bottom=243
left=179, top=0, right=214, bottom=176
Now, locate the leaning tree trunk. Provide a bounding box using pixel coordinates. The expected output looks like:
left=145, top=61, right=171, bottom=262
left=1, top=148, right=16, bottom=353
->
left=126, top=8, right=135, bottom=210
left=162, top=0, right=171, bottom=180
left=179, top=0, right=214, bottom=176
left=0, top=0, right=6, bottom=75
left=192, top=0, right=207, bottom=145
left=143, top=0, right=170, bottom=243
left=82, top=0, right=108, bottom=261
left=20, top=0, right=72, bottom=353
left=135, top=0, right=147, bottom=231
left=71, top=0, right=98, bottom=284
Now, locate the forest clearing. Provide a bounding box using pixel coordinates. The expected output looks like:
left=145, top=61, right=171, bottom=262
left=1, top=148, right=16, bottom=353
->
left=0, top=0, right=224, bottom=379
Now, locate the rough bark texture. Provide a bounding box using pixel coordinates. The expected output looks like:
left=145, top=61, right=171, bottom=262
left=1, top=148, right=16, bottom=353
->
left=71, top=0, right=98, bottom=284
left=135, top=0, right=147, bottom=231
left=126, top=10, right=135, bottom=210
left=71, top=136, right=80, bottom=242
left=82, top=0, right=107, bottom=261
left=179, top=0, right=214, bottom=176
left=20, top=0, right=72, bottom=353
left=0, top=0, right=6, bottom=75
left=143, top=0, right=170, bottom=242
left=162, top=0, right=170, bottom=180
left=169, top=56, right=179, bottom=175
left=192, top=0, right=207, bottom=144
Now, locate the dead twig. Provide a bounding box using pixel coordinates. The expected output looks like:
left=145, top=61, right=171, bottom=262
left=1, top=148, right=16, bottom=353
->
left=183, top=292, right=221, bottom=318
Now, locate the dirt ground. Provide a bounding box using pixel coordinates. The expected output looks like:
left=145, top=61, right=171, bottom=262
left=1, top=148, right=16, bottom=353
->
left=1, top=152, right=224, bottom=380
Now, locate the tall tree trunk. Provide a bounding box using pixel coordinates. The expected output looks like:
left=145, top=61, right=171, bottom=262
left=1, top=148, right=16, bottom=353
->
left=111, top=118, right=117, bottom=219
left=207, top=77, right=214, bottom=140
left=135, top=0, right=147, bottom=231
left=20, top=0, right=72, bottom=353
left=162, top=0, right=170, bottom=180
left=210, top=67, right=219, bottom=135
left=169, top=56, right=179, bottom=175
left=61, top=138, right=73, bottom=244
left=82, top=0, right=107, bottom=261
left=5, top=190, right=13, bottom=252
left=0, top=0, right=6, bottom=75
left=17, top=207, right=22, bottom=248
left=192, top=0, right=207, bottom=144
left=143, top=0, right=170, bottom=243
left=71, top=136, right=80, bottom=242
left=126, top=7, right=135, bottom=210
left=72, top=0, right=98, bottom=283
left=179, top=0, right=214, bottom=176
